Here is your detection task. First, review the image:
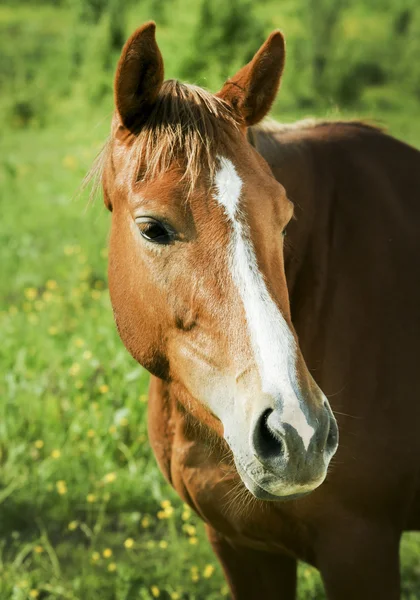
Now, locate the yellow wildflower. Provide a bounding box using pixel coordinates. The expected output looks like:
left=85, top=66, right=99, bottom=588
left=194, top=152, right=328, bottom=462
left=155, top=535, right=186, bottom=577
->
left=43, top=291, right=53, bottom=302
left=91, top=290, right=101, bottom=300
left=68, top=521, right=78, bottom=531
left=29, top=591, right=39, bottom=599
left=91, top=552, right=100, bottom=562
left=34, top=440, right=44, bottom=449
left=46, top=280, right=58, bottom=290
left=182, top=506, right=191, bottom=521
left=171, top=593, right=180, bottom=600
left=83, top=350, right=92, bottom=360
left=87, top=493, right=96, bottom=503
left=104, top=472, right=117, bottom=484
left=56, top=480, right=67, bottom=495
left=124, top=538, right=134, bottom=549
left=24, top=288, right=38, bottom=300
left=108, top=425, right=117, bottom=434
left=189, top=536, right=198, bottom=545
left=119, top=417, right=129, bottom=427
left=183, top=524, right=196, bottom=536
left=107, top=562, right=117, bottom=572
left=74, top=338, right=84, bottom=348
left=141, top=516, right=150, bottom=528
left=203, top=564, right=215, bottom=578
left=159, top=540, right=168, bottom=549
left=103, top=548, right=112, bottom=558
left=99, top=384, right=109, bottom=394
left=68, top=363, right=80, bottom=377
left=51, top=449, right=61, bottom=459
left=151, top=586, right=160, bottom=598
left=48, top=326, right=58, bottom=335
left=33, top=545, right=44, bottom=554
left=139, top=394, right=147, bottom=403
left=87, top=429, right=95, bottom=439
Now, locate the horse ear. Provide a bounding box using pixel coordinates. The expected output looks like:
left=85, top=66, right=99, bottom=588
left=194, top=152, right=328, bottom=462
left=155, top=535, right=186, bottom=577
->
left=114, top=21, right=164, bottom=131
left=217, top=31, right=285, bottom=127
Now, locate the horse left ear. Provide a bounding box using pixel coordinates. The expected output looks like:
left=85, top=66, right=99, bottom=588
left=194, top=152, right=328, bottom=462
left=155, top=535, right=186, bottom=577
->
left=217, top=31, right=285, bottom=127
left=114, top=21, right=164, bottom=131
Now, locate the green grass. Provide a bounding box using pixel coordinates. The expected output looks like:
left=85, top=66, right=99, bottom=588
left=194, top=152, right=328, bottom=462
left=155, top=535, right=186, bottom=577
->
left=1, top=105, right=420, bottom=599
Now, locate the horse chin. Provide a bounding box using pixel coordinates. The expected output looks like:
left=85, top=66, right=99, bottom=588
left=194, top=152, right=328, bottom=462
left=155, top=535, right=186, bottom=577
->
left=236, top=462, right=318, bottom=503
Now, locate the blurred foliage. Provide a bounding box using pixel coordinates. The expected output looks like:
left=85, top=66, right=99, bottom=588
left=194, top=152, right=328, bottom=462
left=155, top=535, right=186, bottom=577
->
left=0, top=0, right=419, bottom=128
left=1, top=0, right=420, bottom=598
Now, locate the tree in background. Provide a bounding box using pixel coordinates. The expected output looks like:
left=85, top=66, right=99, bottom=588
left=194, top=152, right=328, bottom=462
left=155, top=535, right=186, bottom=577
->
left=182, top=0, right=267, bottom=89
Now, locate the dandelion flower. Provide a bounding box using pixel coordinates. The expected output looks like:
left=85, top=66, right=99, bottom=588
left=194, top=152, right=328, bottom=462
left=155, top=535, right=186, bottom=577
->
left=124, top=538, right=134, bottom=549
left=203, top=564, right=215, bottom=578
left=74, top=338, right=84, bottom=348
left=104, top=472, right=117, bottom=484
left=69, top=363, right=80, bottom=377
left=184, top=524, right=196, bottom=536
left=107, top=562, right=117, bottom=572
left=56, top=480, right=67, bottom=495
left=34, top=545, right=44, bottom=554
left=189, top=536, right=198, bottom=545
left=48, top=326, right=58, bottom=335
left=46, top=280, right=58, bottom=290
left=51, top=449, right=61, bottom=459
left=151, top=586, right=160, bottom=598
left=34, top=440, right=44, bottom=449
left=171, top=593, right=180, bottom=600
left=83, top=350, right=93, bottom=360
left=29, top=591, right=39, bottom=599
left=159, top=540, right=168, bottom=549
left=91, top=551, right=100, bottom=562
left=87, top=493, right=96, bottom=503
left=103, top=548, right=112, bottom=558
left=87, top=429, right=95, bottom=439
left=141, top=516, right=150, bottom=528
left=99, top=384, right=109, bottom=394
left=108, top=425, right=117, bottom=434
left=68, top=521, right=78, bottom=531
left=24, top=288, right=38, bottom=300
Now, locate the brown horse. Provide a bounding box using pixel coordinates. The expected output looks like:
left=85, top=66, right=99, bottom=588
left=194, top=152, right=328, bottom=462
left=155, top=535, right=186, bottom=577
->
left=99, top=21, right=420, bottom=599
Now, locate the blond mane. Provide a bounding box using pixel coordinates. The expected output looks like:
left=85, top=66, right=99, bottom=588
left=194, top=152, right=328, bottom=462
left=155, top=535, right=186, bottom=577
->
left=86, top=80, right=239, bottom=199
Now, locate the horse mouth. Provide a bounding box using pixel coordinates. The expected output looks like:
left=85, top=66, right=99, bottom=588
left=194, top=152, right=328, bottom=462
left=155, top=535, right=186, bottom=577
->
left=235, top=460, right=323, bottom=502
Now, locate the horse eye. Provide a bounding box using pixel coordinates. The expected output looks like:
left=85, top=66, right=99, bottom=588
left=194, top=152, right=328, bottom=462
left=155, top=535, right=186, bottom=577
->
left=282, top=227, right=288, bottom=237
left=136, top=218, right=173, bottom=244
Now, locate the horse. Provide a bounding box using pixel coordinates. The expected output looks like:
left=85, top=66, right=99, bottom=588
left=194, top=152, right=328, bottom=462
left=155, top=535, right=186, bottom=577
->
left=97, top=21, right=420, bottom=599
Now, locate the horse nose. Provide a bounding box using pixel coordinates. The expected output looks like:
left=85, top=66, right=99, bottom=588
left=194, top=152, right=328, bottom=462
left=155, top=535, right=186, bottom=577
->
left=251, top=405, right=337, bottom=474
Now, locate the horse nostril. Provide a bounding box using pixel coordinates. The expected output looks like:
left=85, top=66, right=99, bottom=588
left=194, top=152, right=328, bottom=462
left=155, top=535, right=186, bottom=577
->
left=325, top=416, right=338, bottom=453
left=252, top=409, right=285, bottom=462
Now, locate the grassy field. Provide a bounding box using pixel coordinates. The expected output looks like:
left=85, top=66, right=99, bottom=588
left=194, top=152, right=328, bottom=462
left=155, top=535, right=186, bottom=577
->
left=2, top=1, right=420, bottom=598
left=1, top=107, right=420, bottom=600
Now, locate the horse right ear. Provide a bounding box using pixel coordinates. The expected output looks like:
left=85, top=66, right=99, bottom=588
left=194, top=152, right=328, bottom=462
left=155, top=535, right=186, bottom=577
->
left=114, top=22, right=164, bottom=131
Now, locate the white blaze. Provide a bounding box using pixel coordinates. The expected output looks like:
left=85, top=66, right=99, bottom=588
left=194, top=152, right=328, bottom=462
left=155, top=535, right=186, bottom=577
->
left=214, top=156, right=315, bottom=450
